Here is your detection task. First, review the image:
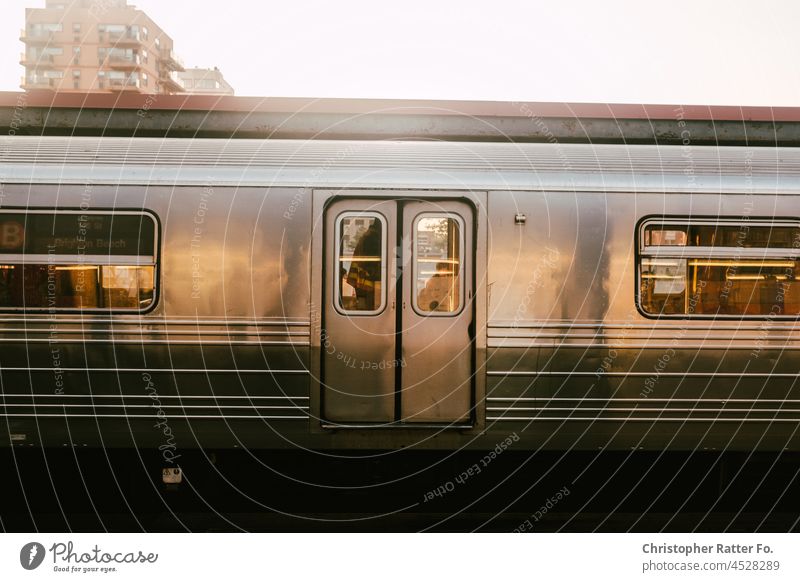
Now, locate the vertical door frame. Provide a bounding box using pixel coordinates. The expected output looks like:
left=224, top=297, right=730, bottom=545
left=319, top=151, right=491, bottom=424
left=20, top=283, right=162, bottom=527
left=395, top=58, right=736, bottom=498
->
left=309, top=189, right=487, bottom=436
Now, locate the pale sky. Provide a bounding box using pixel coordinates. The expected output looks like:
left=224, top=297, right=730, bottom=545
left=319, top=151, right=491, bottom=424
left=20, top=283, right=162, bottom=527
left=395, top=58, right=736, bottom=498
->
left=2, top=0, right=800, bottom=104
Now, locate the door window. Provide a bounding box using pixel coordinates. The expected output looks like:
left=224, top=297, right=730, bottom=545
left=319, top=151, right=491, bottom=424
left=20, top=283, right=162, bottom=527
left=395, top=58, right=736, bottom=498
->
left=335, top=212, right=386, bottom=314
left=413, top=214, right=463, bottom=314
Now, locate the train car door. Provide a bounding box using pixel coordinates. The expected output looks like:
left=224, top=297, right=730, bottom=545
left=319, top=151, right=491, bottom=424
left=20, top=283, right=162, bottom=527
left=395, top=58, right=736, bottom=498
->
left=321, top=197, right=474, bottom=425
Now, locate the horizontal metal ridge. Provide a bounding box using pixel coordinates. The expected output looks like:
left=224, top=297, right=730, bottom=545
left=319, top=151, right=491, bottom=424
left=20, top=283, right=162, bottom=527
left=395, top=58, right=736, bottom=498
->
left=0, top=368, right=309, bottom=374
left=487, top=407, right=800, bottom=412
left=4, top=137, right=800, bottom=177
left=488, top=321, right=800, bottom=331
left=0, top=338, right=308, bottom=346
left=486, top=416, right=800, bottom=422
left=0, top=404, right=308, bottom=410
left=0, top=394, right=308, bottom=399
left=487, top=397, right=800, bottom=402
left=320, top=423, right=473, bottom=430
left=488, top=340, right=800, bottom=349
left=0, top=317, right=310, bottom=326
left=488, top=332, right=800, bottom=341
left=0, top=328, right=310, bottom=337
left=487, top=371, right=800, bottom=378
left=0, top=414, right=308, bottom=419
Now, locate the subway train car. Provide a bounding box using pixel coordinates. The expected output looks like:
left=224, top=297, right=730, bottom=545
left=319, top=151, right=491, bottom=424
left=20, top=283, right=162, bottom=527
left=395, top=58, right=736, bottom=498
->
left=0, top=132, right=798, bottom=453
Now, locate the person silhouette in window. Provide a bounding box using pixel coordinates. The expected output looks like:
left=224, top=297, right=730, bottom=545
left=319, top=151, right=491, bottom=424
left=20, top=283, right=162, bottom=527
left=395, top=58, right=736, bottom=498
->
left=418, top=261, right=458, bottom=312
left=346, top=221, right=382, bottom=310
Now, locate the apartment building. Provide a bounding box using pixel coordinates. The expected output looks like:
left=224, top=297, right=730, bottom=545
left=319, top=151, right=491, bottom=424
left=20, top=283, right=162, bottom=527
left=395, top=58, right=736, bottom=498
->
left=178, top=67, right=234, bottom=96
left=20, top=0, right=185, bottom=93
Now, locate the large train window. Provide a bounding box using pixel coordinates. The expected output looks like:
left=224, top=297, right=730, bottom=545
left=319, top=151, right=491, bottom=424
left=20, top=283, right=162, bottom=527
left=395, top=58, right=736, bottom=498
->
left=335, top=212, right=386, bottom=314
left=0, top=210, right=158, bottom=312
left=638, top=218, right=800, bottom=317
left=413, top=213, right=464, bottom=315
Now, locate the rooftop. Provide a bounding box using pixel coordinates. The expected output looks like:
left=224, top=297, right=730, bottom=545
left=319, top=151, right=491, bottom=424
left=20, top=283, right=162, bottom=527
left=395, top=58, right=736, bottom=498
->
left=2, top=91, right=800, bottom=145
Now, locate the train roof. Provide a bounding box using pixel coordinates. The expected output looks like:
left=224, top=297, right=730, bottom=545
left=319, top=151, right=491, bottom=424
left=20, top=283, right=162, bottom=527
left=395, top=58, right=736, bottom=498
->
left=5, top=136, right=799, bottom=194
left=2, top=91, right=800, bottom=146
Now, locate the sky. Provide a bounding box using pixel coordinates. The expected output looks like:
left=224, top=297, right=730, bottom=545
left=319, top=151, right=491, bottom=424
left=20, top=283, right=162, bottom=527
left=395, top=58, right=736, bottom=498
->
left=2, top=0, right=800, bottom=105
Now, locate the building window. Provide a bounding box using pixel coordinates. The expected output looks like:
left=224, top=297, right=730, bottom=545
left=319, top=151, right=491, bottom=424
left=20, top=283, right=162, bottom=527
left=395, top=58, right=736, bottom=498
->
left=154, top=38, right=161, bottom=50
left=31, top=23, right=63, bottom=34
left=72, top=70, right=81, bottom=78
left=73, top=23, right=81, bottom=33
left=72, top=46, right=80, bottom=63
left=0, top=211, right=158, bottom=312
left=142, top=26, right=148, bottom=40
left=638, top=218, right=800, bottom=318
left=141, top=49, right=148, bottom=63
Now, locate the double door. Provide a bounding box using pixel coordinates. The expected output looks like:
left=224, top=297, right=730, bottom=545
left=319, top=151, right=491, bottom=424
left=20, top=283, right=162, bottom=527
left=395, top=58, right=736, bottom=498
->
left=322, top=197, right=474, bottom=425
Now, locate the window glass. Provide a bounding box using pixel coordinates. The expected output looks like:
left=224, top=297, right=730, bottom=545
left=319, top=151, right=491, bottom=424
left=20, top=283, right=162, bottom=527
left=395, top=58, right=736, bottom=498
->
left=0, top=212, right=157, bottom=311
left=644, top=224, right=799, bottom=249
left=639, top=220, right=800, bottom=317
left=414, top=215, right=462, bottom=313
left=640, top=258, right=686, bottom=314
left=337, top=214, right=384, bottom=312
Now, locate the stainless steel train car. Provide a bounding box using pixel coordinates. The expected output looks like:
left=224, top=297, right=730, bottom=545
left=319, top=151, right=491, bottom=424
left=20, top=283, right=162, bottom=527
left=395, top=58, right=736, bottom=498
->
left=0, top=135, right=798, bottom=452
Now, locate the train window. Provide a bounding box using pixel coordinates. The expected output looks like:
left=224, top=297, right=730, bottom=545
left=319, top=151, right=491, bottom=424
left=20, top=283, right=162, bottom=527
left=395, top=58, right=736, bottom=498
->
left=643, top=223, right=798, bottom=248
left=0, top=211, right=157, bottom=312
left=638, top=219, right=800, bottom=317
left=335, top=212, right=386, bottom=314
left=413, top=214, right=463, bottom=315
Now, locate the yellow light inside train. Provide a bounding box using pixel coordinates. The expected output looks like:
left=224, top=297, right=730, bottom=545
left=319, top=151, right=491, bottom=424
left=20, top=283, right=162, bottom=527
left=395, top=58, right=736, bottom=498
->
left=688, top=260, right=796, bottom=267
left=641, top=260, right=681, bottom=266
left=54, top=266, right=99, bottom=271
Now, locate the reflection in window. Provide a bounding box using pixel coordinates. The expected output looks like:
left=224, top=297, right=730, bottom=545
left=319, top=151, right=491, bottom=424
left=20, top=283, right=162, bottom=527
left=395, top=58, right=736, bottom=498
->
left=415, top=216, right=461, bottom=313
left=338, top=214, right=384, bottom=312
left=639, top=220, right=800, bottom=316
left=644, top=224, right=799, bottom=249
left=102, top=266, right=155, bottom=308
left=0, top=265, right=154, bottom=309
left=0, top=211, right=157, bottom=311
left=640, top=259, right=686, bottom=314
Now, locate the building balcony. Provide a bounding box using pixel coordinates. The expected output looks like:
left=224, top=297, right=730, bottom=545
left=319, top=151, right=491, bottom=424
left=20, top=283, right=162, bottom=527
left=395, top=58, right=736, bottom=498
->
left=20, top=28, right=58, bottom=44
left=106, top=30, right=142, bottom=45
left=158, top=70, right=185, bottom=92
left=106, top=54, right=141, bottom=69
left=159, top=50, right=184, bottom=72
left=108, top=77, right=142, bottom=91
left=20, top=52, right=56, bottom=66
left=21, top=76, right=60, bottom=90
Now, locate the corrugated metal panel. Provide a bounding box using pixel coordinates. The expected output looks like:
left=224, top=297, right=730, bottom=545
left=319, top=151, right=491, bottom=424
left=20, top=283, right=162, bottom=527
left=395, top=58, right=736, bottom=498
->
left=0, top=136, right=797, bottom=176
